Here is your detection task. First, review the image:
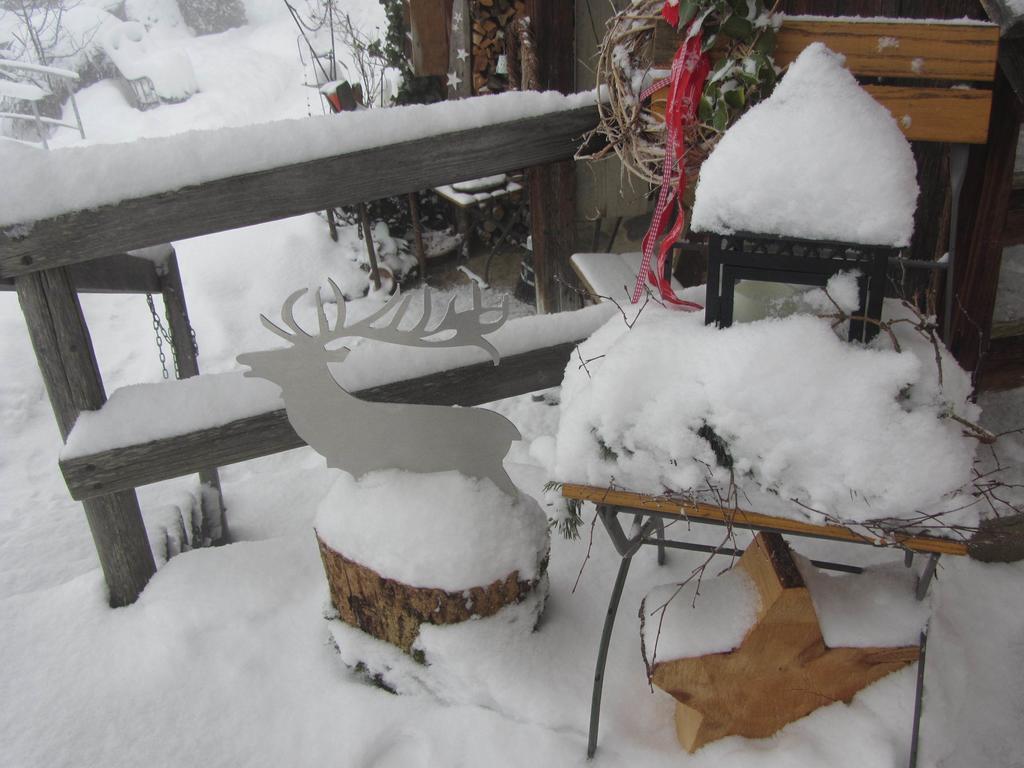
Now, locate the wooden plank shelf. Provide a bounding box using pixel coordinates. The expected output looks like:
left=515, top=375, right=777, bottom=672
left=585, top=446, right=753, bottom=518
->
left=61, top=340, right=583, bottom=500
left=561, top=483, right=970, bottom=556
left=650, top=17, right=999, bottom=145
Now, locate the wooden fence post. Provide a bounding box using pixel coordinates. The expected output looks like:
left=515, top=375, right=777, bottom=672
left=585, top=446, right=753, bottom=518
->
left=524, top=0, right=581, bottom=314
left=949, top=69, right=1019, bottom=379
left=16, top=267, right=156, bottom=606
left=159, top=250, right=228, bottom=544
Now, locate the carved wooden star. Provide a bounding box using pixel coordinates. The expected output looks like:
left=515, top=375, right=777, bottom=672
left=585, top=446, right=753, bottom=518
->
left=456, top=47, right=469, bottom=63
left=447, top=70, right=462, bottom=90
left=452, top=10, right=463, bottom=30
left=648, top=533, right=920, bottom=752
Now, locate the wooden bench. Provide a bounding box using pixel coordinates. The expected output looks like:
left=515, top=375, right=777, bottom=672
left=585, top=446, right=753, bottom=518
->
left=433, top=173, right=524, bottom=261
left=574, top=16, right=1002, bottom=335
left=562, top=483, right=970, bottom=761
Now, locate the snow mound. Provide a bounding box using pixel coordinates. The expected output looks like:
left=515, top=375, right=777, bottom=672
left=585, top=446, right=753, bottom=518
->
left=795, top=556, right=930, bottom=648
left=555, top=305, right=979, bottom=530
left=643, top=566, right=760, bottom=661
left=315, top=470, right=549, bottom=591
left=102, top=20, right=198, bottom=101
left=328, top=586, right=548, bottom=699
left=691, top=43, right=919, bottom=247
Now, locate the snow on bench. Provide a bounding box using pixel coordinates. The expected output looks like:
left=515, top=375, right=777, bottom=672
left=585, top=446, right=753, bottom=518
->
left=59, top=303, right=616, bottom=499
left=571, top=252, right=685, bottom=304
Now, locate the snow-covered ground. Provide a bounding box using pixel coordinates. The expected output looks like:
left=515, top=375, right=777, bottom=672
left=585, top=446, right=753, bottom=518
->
left=2, top=3, right=1023, bottom=766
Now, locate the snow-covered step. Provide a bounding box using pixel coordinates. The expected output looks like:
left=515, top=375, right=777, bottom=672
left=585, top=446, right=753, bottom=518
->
left=59, top=304, right=615, bottom=500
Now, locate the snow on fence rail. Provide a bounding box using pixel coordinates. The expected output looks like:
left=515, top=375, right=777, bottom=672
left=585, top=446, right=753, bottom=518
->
left=0, top=91, right=599, bottom=277
left=59, top=303, right=616, bottom=500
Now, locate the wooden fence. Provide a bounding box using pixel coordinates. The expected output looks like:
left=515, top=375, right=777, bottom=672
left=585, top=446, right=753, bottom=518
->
left=0, top=102, right=601, bottom=606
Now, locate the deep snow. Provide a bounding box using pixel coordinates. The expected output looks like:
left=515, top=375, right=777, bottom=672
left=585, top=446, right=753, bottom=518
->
left=1, top=3, right=1022, bottom=767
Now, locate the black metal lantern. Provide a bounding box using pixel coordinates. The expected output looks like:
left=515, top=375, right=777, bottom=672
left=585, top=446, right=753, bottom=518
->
left=704, top=232, right=898, bottom=343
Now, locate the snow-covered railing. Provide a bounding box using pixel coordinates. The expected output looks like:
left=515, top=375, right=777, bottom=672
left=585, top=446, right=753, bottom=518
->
left=0, top=91, right=599, bottom=277
left=0, top=58, right=86, bottom=148
left=59, top=303, right=615, bottom=501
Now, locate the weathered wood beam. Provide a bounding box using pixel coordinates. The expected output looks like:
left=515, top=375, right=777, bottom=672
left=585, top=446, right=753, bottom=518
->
left=60, top=339, right=582, bottom=501
left=0, top=252, right=163, bottom=293
left=529, top=160, right=580, bottom=312
left=524, top=0, right=580, bottom=314
left=1004, top=188, right=1024, bottom=246
left=16, top=268, right=156, bottom=606
left=0, top=105, right=599, bottom=279
left=949, top=68, right=1019, bottom=379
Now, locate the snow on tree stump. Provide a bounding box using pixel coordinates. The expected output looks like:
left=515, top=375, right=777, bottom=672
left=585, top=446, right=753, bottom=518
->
left=643, top=533, right=923, bottom=753
left=315, top=470, right=549, bottom=656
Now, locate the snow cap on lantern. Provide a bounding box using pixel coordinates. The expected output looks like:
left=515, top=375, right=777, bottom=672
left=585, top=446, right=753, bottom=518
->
left=691, top=42, right=919, bottom=248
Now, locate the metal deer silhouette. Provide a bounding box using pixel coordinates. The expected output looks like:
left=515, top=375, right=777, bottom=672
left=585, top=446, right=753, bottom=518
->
left=236, top=280, right=521, bottom=495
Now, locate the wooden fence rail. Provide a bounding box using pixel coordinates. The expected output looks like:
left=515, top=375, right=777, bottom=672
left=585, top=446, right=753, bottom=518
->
left=0, top=105, right=599, bottom=278
left=60, top=340, right=582, bottom=500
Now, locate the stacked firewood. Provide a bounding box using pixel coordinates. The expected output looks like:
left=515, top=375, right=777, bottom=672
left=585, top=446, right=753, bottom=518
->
left=471, top=0, right=526, bottom=94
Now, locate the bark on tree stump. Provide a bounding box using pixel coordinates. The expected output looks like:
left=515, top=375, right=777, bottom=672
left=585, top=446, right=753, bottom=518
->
left=647, top=533, right=920, bottom=752
left=317, top=534, right=545, bottom=655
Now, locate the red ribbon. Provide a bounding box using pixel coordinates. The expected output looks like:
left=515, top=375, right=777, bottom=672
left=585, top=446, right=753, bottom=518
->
left=632, top=25, right=709, bottom=310
left=662, top=0, right=680, bottom=27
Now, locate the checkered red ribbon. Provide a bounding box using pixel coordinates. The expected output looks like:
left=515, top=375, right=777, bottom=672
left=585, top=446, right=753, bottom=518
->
left=631, top=27, right=709, bottom=309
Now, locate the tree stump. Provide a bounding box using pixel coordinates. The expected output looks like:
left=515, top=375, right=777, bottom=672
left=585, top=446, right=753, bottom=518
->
left=647, top=532, right=920, bottom=752
left=315, top=470, right=550, bottom=657
left=317, top=536, right=544, bottom=655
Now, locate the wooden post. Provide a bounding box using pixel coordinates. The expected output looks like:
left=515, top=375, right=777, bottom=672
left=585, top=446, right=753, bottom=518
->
left=949, top=68, right=1019, bottom=379
left=407, top=193, right=428, bottom=280
left=159, top=250, right=228, bottom=544
left=15, top=267, right=156, bottom=606
left=358, top=203, right=383, bottom=291
left=528, top=161, right=578, bottom=312
left=447, top=0, right=473, bottom=99
left=523, top=0, right=580, bottom=314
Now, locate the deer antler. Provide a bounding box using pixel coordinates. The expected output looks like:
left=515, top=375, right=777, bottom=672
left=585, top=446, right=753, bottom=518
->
left=259, top=280, right=509, bottom=363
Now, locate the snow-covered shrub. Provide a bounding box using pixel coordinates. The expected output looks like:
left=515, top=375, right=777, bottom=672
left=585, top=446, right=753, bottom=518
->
left=554, top=304, right=982, bottom=534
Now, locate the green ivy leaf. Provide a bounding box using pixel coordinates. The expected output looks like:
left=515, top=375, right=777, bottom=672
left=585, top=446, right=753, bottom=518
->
left=723, top=86, right=745, bottom=108
left=699, top=95, right=713, bottom=122
left=712, top=103, right=729, bottom=131
left=728, top=0, right=750, bottom=16
left=719, top=13, right=753, bottom=40
left=755, top=28, right=776, bottom=55
left=678, top=0, right=699, bottom=27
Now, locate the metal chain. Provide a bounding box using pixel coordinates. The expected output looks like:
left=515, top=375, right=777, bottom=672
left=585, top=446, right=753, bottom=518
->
left=146, top=292, right=176, bottom=379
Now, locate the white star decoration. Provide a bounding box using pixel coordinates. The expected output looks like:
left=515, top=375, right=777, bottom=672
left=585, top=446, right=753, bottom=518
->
left=456, top=48, right=469, bottom=63
left=447, top=70, right=462, bottom=89
left=452, top=11, right=463, bottom=30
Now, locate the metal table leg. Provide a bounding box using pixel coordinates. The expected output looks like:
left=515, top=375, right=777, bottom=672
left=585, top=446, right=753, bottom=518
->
left=909, top=553, right=940, bottom=767
left=588, top=552, right=634, bottom=759
left=908, top=628, right=929, bottom=768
